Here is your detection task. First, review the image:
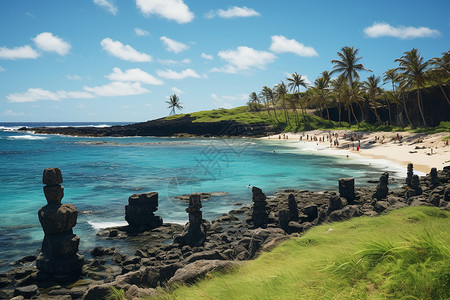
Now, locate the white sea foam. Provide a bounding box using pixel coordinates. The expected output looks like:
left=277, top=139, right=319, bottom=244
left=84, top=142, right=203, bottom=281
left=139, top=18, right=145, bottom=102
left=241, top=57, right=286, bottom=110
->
left=0, top=126, right=20, bottom=131
left=87, top=219, right=186, bottom=231
left=87, top=220, right=128, bottom=231
left=7, top=135, right=47, bottom=140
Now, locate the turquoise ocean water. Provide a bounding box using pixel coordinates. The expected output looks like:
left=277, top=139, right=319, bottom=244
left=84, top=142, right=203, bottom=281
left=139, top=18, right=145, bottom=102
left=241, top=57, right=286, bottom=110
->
left=0, top=122, right=401, bottom=272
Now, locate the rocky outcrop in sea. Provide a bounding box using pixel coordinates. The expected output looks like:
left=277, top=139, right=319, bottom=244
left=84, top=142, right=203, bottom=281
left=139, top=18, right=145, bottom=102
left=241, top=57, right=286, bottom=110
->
left=0, top=165, right=449, bottom=299
left=18, top=115, right=278, bottom=138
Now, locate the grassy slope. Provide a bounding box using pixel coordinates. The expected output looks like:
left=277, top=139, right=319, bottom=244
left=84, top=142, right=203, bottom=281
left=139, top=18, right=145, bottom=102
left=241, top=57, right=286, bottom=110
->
left=165, top=106, right=450, bottom=134
left=153, top=207, right=449, bottom=300
left=165, top=106, right=273, bottom=124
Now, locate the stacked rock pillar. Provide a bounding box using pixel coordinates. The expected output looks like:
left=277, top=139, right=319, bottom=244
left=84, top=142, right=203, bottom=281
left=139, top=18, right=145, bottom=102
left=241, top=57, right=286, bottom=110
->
left=251, top=187, right=268, bottom=228
left=406, top=163, right=413, bottom=187
left=287, top=193, right=299, bottom=221
left=429, top=168, right=439, bottom=187
left=125, top=192, right=163, bottom=231
left=338, top=178, right=355, bottom=203
left=37, top=168, right=83, bottom=282
left=184, top=194, right=205, bottom=246
left=373, top=172, right=389, bottom=200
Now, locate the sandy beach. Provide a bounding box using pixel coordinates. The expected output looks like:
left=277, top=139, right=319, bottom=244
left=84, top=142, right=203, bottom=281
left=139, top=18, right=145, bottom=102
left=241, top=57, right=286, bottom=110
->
left=262, top=130, right=450, bottom=174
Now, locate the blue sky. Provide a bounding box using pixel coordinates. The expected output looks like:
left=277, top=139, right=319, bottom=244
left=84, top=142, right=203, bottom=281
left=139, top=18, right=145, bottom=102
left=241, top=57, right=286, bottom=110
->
left=0, top=0, right=449, bottom=122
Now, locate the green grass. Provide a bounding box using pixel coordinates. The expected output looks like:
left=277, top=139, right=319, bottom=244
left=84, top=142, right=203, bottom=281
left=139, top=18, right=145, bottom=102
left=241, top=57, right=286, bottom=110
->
left=151, top=207, right=449, bottom=300
left=165, top=106, right=273, bottom=124
left=165, top=106, right=450, bottom=134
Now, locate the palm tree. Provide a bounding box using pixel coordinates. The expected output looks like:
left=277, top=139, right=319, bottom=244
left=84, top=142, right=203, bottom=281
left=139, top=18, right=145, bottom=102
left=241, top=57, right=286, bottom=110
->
left=274, top=82, right=289, bottom=124
left=330, top=74, right=347, bottom=125
left=287, top=72, right=309, bottom=125
left=166, top=94, right=183, bottom=115
left=383, top=68, right=399, bottom=94
left=311, top=71, right=332, bottom=124
left=429, top=51, right=450, bottom=105
left=395, top=48, right=430, bottom=127
left=383, top=69, right=400, bottom=125
left=247, top=92, right=261, bottom=111
left=363, top=75, right=383, bottom=123
left=259, top=86, right=273, bottom=115
left=331, top=46, right=372, bottom=124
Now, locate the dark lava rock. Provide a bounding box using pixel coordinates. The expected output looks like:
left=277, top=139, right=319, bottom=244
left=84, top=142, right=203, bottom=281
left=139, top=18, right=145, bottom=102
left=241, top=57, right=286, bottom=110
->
left=168, top=260, right=240, bottom=285
left=14, top=284, right=39, bottom=298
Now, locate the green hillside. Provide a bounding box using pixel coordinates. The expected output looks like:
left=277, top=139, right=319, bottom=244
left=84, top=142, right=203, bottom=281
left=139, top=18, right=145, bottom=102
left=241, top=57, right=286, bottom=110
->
left=165, top=106, right=450, bottom=133
left=153, top=207, right=449, bottom=300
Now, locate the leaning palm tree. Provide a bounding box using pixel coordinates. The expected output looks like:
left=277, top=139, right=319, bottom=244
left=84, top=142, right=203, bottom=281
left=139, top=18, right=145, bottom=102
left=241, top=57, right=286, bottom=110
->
left=331, top=46, right=372, bottom=124
left=166, top=94, right=183, bottom=115
left=395, top=48, right=430, bottom=127
left=363, top=75, right=383, bottom=124
left=274, top=81, right=289, bottom=124
left=286, top=72, right=309, bottom=124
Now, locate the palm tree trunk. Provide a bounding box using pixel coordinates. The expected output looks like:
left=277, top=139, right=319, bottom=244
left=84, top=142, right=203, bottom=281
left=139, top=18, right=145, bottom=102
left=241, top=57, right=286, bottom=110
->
left=384, top=95, right=392, bottom=125
left=351, top=102, right=359, bottom=125
left=347, top=103, right=351, bottom=124
left=337, top=98, right=342, bottom=126
left=417, top=88, right=427, bottom=127
left=272, top=102, right=279, bottom=122
left=438, top=84, right=450, bottom=105
left=401, top=93, right=413, bottom=127
left=371, top=99, right=382, bottom=123
left=322, top=96, right=331, bottom=124
left=357, top=101, right=365, bottom=122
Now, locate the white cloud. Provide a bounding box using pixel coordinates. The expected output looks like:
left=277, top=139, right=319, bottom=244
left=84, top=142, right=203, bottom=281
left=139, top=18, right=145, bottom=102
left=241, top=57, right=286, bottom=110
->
left=160, top=36, right=189, bottom=53
left=157, top=68, right=202, bottom=80
left=67, top=74, right=83, bottom=80
left=6, top=88, right=94, bottom=103
left=0, top=45, right=40, bottom=60
left=364, top=22, right=441, bottom=39
left=32, top=32, right=71, bottom=56
left=211, top=93, right=247, bottom=109
left=213, top=46, right=276, bottom=74
left=83, top=81, right=150, bottom=97
left=101, top=38, right=152, bottom=62
left=158, top=58, right=191, bottom=65
left=206, top=6, right=260, bottom=19
left=270, top=35, right=318, bottom=57
left=93, top=0, right=118, bottom=15
left=171, top=87, right=183, bottom=94
left=136, top=0, right=194, bottom=24
left=135, top=28, right=150, bottom=36
left=25, top=12, right=36, bottom=19
left=106, top=67, right=164, bottom=85
left=0, top=66, right=5, bottom=72
left=201, top=52, right=213, bottom=60
left=1, top=110, right=25, bottom=117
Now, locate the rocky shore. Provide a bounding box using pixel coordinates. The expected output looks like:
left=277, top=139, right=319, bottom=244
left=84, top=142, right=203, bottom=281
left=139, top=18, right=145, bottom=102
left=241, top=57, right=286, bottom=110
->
left=18, top=115, right=277, bottom=137
left=1, top=165, right=449, bottom=300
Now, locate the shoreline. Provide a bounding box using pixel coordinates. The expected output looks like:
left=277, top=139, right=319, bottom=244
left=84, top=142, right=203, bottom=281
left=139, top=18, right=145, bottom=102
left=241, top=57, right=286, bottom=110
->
left=261, top=130, right=450, bottom=174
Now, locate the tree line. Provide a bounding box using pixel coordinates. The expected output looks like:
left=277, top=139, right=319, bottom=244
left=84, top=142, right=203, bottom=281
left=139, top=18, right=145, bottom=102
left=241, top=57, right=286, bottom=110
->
left=248, top=47, right=450, bottom=128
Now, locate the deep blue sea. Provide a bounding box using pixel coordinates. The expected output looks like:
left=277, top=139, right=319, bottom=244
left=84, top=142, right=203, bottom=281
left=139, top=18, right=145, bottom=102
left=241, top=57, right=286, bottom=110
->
left=0, top=122, right=403, bottom=272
